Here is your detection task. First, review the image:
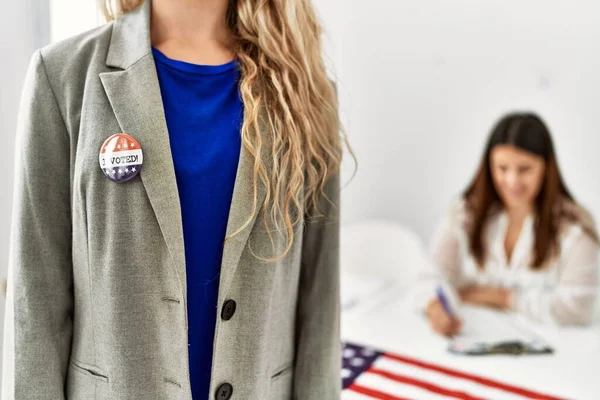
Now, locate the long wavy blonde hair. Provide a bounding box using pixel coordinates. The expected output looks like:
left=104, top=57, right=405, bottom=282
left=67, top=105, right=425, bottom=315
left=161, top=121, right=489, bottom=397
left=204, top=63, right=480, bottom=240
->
left=100, top=0, right=355, bottom=261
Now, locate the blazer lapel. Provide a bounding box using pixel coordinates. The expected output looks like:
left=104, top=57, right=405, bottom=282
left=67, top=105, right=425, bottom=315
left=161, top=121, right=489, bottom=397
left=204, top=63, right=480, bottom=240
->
left=98, top=0, right=269, bottom=302
left=100, top=59, right=189, bottom=296
left=220, top=133, right=269, bottom=295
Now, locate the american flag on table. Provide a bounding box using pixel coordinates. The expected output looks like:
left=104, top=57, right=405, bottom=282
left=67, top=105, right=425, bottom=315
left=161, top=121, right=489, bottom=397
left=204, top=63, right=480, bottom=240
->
left=341, top=342, right=565, bottom=400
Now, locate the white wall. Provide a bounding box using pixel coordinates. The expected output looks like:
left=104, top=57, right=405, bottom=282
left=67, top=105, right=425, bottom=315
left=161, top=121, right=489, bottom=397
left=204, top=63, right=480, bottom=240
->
left=50, top=0, right=101, bottom=43
left=316, top=0, right=600, bottom=243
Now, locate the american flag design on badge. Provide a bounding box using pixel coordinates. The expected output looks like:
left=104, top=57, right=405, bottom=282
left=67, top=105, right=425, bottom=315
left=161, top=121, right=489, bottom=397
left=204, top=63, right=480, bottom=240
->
left=99, top=133, right=143, bottom=183
left=341, top=342, right=565, bottom=400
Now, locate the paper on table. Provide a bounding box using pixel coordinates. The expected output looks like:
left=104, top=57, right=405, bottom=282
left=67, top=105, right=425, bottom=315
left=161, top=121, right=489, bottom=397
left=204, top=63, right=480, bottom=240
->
left=457, top=305, right=535, bottom=343
left=449, top=306, right=554, bottom=355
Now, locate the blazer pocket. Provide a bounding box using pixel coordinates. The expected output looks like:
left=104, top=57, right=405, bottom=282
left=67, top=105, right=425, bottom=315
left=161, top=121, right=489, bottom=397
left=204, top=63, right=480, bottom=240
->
left=69, top=358, right=109, bottom=383
left=269, top=362, right=294, bottom=400
left=271, top=363, right=293, bottom=380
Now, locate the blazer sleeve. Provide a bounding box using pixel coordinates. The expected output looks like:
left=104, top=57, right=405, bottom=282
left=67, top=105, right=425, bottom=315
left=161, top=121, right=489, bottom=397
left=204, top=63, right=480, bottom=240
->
left=293, top=170, right=342, bottom=399
left=2, top=49, right=74, bottom=399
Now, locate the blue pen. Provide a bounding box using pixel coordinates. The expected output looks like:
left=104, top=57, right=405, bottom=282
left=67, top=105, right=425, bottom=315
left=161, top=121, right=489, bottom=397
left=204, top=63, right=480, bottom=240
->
left=435, top=285, right=455, bottom=318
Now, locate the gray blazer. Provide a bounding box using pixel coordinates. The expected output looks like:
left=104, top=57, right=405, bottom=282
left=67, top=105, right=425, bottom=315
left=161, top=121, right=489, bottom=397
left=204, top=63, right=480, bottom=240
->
left=2, top=0, right=342, bottom=398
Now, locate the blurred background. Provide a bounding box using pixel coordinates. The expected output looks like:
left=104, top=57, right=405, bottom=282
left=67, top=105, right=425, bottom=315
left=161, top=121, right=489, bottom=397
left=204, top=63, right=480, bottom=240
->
left=2, top=0, right=600, bottom=397
left=323, top=0, right=600, bottom=240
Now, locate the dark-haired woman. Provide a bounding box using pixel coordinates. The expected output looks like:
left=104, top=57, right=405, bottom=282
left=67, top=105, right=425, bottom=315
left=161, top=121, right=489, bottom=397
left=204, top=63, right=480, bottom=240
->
left=423, top=112, right=599, bottom=336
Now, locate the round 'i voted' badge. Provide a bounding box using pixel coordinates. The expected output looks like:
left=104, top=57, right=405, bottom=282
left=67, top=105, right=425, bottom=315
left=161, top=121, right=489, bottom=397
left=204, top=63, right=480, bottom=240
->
left=99, top=133, right=143, bottom=183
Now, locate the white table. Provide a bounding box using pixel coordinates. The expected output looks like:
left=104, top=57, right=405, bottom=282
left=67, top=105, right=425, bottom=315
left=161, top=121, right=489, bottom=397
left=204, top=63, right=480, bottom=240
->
left=341, top=281, right=600, bottom=400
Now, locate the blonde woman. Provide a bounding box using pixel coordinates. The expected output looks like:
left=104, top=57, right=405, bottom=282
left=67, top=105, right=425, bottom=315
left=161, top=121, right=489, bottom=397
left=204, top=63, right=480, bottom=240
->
left=2, top=0, right=353, bottom=398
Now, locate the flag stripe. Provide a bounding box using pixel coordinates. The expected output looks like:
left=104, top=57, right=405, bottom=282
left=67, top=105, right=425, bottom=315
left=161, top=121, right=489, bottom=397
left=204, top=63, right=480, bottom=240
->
left=382, top=353, right=565, bottom=400
left=374, top=355, right=529, bottom=400
left=348, top=383, right=411, bottom=400
left=350, top=373, right=456, bottom=400
left=370, top=367, right=486, bottom=400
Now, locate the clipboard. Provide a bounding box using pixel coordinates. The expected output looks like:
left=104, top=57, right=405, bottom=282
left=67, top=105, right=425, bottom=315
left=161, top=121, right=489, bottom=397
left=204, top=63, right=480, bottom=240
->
left=449, top=338, right=554, bottom=355
left=447, top=306, right=554, bottom=356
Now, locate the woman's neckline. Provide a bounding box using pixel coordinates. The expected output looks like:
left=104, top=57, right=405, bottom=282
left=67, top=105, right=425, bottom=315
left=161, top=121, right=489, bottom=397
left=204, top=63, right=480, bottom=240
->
left=151, top=46, right=238, bottom=75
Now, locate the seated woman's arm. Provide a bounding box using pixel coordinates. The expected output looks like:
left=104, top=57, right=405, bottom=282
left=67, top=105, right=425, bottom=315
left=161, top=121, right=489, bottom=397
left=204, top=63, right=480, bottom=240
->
left=410, top=205, right=467, bottom=336
left=510, top=231, right=599, bottom=326
left=413, top=202, right=466, bottom=312
left=430, top=212, right=465, bottom=288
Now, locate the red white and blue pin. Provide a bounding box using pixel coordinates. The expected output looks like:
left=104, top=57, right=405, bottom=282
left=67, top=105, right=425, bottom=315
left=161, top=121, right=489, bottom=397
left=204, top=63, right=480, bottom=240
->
left=99, top=133, right=143, bottom=183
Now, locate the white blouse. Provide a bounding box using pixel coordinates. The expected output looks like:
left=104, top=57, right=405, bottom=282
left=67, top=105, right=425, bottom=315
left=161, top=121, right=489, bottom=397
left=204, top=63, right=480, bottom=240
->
left=417, top=199, right=600, bottom=326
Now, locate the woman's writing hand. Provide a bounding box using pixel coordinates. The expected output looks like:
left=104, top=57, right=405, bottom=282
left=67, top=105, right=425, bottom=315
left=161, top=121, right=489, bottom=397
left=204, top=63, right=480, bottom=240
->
left=425, top=298, right=462, bottom=337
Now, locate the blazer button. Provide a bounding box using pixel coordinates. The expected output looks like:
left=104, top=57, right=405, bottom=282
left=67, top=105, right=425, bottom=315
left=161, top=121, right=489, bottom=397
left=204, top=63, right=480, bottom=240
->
left=221, top=300, right=236, bottom=321
left=215, top=383, right=233, bottom=400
